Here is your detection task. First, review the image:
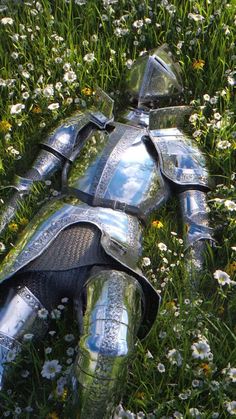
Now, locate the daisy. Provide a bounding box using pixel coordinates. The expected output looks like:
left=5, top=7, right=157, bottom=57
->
left=213, top=270, right=231, bottom=286
left=41, top=360, right=62, bottom=379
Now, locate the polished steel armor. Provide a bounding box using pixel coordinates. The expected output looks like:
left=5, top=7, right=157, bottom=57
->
left=0, top=45, right=214, bottom=418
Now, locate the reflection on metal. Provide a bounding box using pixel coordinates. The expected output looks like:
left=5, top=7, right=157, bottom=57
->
left=92, top=87, right=114, bottom=121
left=149, top=128, right=211, bottom=189
left=32, top=149, right=63, bottom=179
left=69, top=123, right=169, bottom=217
left=41, top=112, right=91, bottom=160
left=0, top=285, right=48, bottom=390
left=126, top=44, right=183, bottom=106
left=74, top=270, right=143, bottom=419
left=149, top=106, right=193, bottom=130
left=179, top=189, right=214, bottom=248
left=119, top=108, right=150, bottom=127
left=12, top=175, right=34, bottom=193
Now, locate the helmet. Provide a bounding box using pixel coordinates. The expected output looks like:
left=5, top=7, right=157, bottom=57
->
left=126, top=44, right=183, bottom=107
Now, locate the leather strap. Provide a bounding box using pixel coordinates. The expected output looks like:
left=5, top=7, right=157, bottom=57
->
left=64, top=186, right=146, bottom=224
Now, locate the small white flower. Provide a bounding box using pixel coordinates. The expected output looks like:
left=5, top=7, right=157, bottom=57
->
left=21, top=370, right=30, bottom=378
left=173, top=412, right=183, bottom=419
left=48, top=102, right=60, bottom=111
left=22, top=92, right=30, bottom=100
left=83, top=52, right=95, bottom=63
left=22, top=70, right=30, bottom=79
left=14, top=407, right=22, bottom=415
left=227, top=401, right=236, bottom=415
left=51, top=308, right=61, bottom=319
left=38, top=308, right=49, bottom=319
left=61, top=297, right=69, bottom=303
left=10, top=103, right=25, bottom=114
left=43, top=85, right=54, bottom=98
left=63, top=62, right=71, bottom=71
left=188, top=13, right=205, bottom=22
left=142, top=257, right=151, bottom=267
left=45, top=347, right=52, bottom=355
left=146, top=350, right=153, bottom=359
left=192, top=379, right=200, bottom=388
left=189, top=408, right=201, bottom=418
left=23, top=333, right=34, bottom=341
left=0, top=242, right=6, bottom=252
left=6, top=349, right=18, bottom=362
left=55, top=82, right=62, bottom=90
left=157, top=363, right=165, bottom=373
left=228, top=367, right=236, bottom=382
left=66, top=347, right=75, bottom=356
left=213, top=269, right=231, bottom=286
left=167, top=349, right=183, bottom=366
left=133, top=19, right=144, bottom=28
left=55, top=57, right=63, bottom=64
left=191, top=340, right=211, bottom=360
left=125, top=59, right=133, bottom=69
left=63, top=70, right=77, bottom=83
left=158, top=242, right=167, bottom=251
left=224, top=200, right=236, bottom=211
left=41, top=359, right=62, bottom=379
left=64, top=334, right=75, bottom=342
left=1, top=17, right=14, bottom=25
left=11, top=52, right=19, bottom=60
left=216, top=140, right=231, bottom=150
left=203, top=94, right=210, bottom=101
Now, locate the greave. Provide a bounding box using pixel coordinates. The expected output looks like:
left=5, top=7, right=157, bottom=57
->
left=0, top=285, right=48, bottom=390
left=74, top=269, right=143, bottom=419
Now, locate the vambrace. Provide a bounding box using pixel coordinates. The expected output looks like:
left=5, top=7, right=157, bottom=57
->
left=179, top=189, right=214, bottom=274
left=0, top=148, right=63, bottom=236
left=74, top=269, right=143, bottom=419
left=0, top=284, right=48, bottom=390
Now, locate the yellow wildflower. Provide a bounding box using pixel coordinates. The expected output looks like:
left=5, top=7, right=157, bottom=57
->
left=8, top=222, right=18, bottom=233
left=32, top=105, right=42, bottom=114
left=135, top=391, right=145, bottom=400
left=81, top=87, right=93, bottom=96
left=46, top=413, right=59, bottom=419
left=0, top=120, right=12, bottom=133
left=152, top=220, right=164, bottom=229
left=61, top=388, right=68, bottom=401
left=192, top=59, right=205, bottom=70
left=225, top=261, right=236, bottom=278
left=199, top=362, right=212, bottom=376
left=166, top=300, right=176, bottom=311
left=218, top=305, right=225, bottom=315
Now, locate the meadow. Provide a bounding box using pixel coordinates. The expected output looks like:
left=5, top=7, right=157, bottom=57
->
left=0, top=0, right=235, bottom=417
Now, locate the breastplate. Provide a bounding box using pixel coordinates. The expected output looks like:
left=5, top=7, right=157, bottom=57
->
left=67, top=122, right=169, bottom=217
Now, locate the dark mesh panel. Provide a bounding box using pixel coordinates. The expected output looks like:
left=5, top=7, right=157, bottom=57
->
left=14, top=267, right=90, bottom=310
left=24, top=223, right=111, bottom=271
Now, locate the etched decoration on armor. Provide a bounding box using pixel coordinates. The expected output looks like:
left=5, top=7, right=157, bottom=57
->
left=149, top=128, right=211, bottom=190
left=0, top=44, right=215, bottom=419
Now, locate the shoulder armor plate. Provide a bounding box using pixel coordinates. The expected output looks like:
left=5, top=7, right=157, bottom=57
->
left=41, top=110, right=114, bottom=161
left=41, top=112, right=91, bottom=160
left=148, top=127, right=211, bottom=190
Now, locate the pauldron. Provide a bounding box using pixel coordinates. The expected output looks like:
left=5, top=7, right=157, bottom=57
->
left=148, top=126, right=211, bottom=190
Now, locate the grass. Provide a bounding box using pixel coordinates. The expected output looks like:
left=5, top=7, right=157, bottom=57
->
left=0, top=0, right=235, bottom=417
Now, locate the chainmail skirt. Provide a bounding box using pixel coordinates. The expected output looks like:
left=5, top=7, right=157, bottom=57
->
left=2, top=223, right=113, bottom=310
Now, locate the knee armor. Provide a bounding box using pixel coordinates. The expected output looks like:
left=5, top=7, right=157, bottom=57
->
left=0, top=285, right=48, bottom=390
left=74, top=269, right=143, bottom=419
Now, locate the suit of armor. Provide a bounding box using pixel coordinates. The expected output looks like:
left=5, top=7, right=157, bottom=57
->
left=0, top=45, right=214, bottom=418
